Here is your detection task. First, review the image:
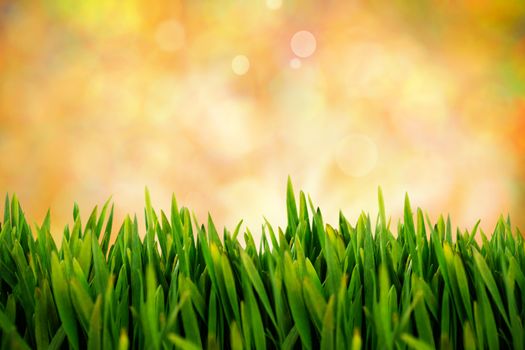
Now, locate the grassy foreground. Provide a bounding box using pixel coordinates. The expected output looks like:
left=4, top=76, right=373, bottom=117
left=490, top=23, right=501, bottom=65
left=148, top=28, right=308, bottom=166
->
left=0, top=181, right=524, bottom=350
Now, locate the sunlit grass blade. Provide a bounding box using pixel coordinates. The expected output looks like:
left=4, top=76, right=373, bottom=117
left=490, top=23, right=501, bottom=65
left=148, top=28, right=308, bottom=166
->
left=401, top=333, right=434, bottom=350
left=0, top=182, right=523, bottom=349
left=50, top=252, right=79, bottom=350
left=283, top=252, right=312, bottom=349
left=472, top=249, right=510, bottom=328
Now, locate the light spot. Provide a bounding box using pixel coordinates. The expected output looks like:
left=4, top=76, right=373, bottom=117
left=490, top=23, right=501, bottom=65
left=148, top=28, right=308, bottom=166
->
left=335, top=134, right=378, bottom=177
left=290, top=30, right=317, bottom=58
left=266, top=0, right=282, bottom=10
left=231, top=55, right=250, bottom=75
left=290, top=58, right=301, bottom=69
left=154, top=20, right=185, bottom=52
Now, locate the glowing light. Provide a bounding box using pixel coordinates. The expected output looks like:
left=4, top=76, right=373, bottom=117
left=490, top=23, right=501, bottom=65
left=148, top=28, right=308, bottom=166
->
left=266, top=0, right=282, bottom=10
left=218, top=177, right=284, bottom=242
left=290, top=30, right=317, bottom=58
left=154, top=20, right=185, bottom=52
left=335, top=134, right=378, bottom=177
left=0, top=0, right=522, bottom=235
left=231, top=55, right=250, bottom=75
left=290, top=58, right=301, bottom=69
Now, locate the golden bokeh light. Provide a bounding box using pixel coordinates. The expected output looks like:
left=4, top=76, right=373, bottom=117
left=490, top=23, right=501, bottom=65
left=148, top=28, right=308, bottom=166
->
left=231, top=55, right=251, bottom=76
left=290, top=58, right=301, bottom=69
left=0, top=0, right=524, bottom=240
left=290, top=30, right=317, bottom=58
left=266, top=0, right=283, bottom=11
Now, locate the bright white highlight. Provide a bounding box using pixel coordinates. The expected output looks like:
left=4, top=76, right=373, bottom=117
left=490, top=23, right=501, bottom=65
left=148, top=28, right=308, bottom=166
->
left=231, top=55, right=250, bottom=75
left=290, top=30, right=317, bottom=58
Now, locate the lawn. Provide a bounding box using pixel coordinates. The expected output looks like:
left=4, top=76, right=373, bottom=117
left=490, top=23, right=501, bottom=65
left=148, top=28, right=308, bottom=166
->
left=0, top=179, right=523, bottom=349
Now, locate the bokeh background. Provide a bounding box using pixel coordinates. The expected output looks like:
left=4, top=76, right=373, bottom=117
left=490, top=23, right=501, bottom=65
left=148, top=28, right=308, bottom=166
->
left=1, top=0, right=524, bottom=240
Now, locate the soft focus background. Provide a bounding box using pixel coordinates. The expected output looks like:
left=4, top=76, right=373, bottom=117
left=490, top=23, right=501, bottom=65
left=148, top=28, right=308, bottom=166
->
left=1, top=0, right=524, bottom=240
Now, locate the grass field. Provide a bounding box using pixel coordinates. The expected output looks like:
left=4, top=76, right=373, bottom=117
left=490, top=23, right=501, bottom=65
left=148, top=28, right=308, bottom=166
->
left=0, top=179, right=523, bottom=349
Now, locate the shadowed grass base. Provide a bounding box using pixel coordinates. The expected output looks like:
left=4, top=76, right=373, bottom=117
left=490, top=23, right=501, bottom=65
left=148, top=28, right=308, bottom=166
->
left=0, top=180, right=523, bottom=349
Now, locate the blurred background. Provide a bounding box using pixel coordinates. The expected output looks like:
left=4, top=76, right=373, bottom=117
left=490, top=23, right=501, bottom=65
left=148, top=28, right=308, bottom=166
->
left=1, top=0, right=524, bottom=240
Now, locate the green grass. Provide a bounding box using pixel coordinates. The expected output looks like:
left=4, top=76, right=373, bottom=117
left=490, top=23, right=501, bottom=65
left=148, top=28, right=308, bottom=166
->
left=0, top=179, right=524, bottom=349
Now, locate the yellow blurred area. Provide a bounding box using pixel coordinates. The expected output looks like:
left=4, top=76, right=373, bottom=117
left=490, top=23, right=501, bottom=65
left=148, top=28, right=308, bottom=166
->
left=1, top=0, right=524, bottom=239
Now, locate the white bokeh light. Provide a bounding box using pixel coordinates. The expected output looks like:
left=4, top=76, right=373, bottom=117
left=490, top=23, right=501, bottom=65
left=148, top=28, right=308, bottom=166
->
left=290, top=30, right=317, bottom=58
left=290, top=58, right=301, bottom=69
left=266, top=0, right=282, bottom=10
left=231, top=55, right=250, bottom=75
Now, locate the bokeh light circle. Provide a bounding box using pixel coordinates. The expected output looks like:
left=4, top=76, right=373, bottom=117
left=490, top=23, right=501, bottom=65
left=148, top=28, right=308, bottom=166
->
left=335, top=134, right=378, bottom=177
left=231, top=55, right=250, bottom=75
left=290, top=58, right=302, bottom=69
left=290, top=31, right=317, bottom=58
left=266, top=0, right=282, bottom=10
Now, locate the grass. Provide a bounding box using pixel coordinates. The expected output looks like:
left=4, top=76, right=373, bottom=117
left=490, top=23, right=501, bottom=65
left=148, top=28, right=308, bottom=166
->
left=0, top=179, right=524, bottom=349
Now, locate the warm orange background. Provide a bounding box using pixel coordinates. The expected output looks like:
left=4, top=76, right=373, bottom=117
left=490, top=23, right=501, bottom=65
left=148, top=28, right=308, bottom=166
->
left=1, top=0, right=524, bottom=239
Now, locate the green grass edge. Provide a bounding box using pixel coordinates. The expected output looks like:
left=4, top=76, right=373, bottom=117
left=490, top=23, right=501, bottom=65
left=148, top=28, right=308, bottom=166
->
left=0, top=182, right=523, bottom=349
